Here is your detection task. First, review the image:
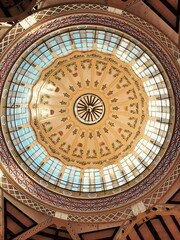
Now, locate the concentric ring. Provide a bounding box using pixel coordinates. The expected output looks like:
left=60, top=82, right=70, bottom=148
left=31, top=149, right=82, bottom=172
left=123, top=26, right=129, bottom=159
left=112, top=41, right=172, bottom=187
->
left=74, top=93, right=105, bottom=125
left=0, top=12, right=178, bottom=211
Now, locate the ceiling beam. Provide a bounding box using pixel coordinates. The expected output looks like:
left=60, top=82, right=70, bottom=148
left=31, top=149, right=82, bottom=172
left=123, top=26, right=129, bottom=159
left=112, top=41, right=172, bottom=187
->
left=167, top=189, right=180, bottom=204
left=0, top=190, right=3, bottom=240
left=0, top=2, right=11, bottom=17
left=66, top=222, right=81, bottom=240
left=13, top=217, right=54, bottom=240
left=134, top=224, right=144, bottom=240
left=54, top=228, right=59, bottom=240
left=36, top=231, right=71, bottom=240
left=145, top=220, right=161, bottom=240
left=170, top=215, right=180, bottom=231
left=120, top=209, right=180, bottom=240
left=157, top=215, right=175, bottom=240
left=126, top=235, right=131, bottom=240
left=6, top=211, right=27, bottom=230
left=6, top=228, right=16, bottom=238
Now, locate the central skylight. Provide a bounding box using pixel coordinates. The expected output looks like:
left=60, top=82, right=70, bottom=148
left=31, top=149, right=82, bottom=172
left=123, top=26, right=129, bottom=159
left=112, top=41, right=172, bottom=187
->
left=4, top=27, right=171, bottom=195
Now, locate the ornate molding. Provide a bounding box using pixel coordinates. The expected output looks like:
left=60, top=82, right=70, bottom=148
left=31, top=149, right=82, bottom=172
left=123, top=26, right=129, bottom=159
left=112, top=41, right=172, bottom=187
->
left=0, top=11, right=179, bottom=212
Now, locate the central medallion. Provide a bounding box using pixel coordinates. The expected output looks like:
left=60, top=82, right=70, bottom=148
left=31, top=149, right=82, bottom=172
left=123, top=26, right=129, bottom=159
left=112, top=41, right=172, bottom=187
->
left=74, top=93, right=105, bottom=125
left=29, top=50, right=148, bottom=168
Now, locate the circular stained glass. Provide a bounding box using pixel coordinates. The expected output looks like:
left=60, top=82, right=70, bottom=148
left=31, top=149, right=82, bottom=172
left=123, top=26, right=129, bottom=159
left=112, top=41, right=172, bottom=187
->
left=29, top=50, right=148, bottom=169
left=1, top=24, right=174, bottom=197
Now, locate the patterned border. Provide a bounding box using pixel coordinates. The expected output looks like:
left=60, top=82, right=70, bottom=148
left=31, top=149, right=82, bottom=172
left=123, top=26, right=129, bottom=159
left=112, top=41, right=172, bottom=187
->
left=1, top=176, right=56, bottom=217
left=0, top=13, right=180, bottom=212
left=0, top=161, right=179, bottom=223
left=0, top=4, right=179, bottom=60
left=0, top=4, right=108, bottom=56
left=121, top=11, right=180, bottom=60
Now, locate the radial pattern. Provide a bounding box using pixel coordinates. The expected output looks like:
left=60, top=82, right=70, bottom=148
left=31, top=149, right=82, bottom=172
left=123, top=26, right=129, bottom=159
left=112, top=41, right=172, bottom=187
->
left=3, top=27, right=171, bottom=194
left=29, top=51, right=148, bottom=169
left=74, top=93, right=105, bottom=125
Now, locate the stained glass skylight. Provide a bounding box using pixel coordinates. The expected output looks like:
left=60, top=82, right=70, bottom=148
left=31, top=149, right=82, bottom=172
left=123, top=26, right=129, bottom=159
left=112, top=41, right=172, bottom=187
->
left=3, top=26, right=172, bottom=195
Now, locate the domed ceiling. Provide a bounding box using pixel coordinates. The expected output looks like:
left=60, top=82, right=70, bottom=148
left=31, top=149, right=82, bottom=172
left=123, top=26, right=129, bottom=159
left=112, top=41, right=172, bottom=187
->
left=0, top=10, right=179, bottom=212
left=30, top=50, right=149, bottom=169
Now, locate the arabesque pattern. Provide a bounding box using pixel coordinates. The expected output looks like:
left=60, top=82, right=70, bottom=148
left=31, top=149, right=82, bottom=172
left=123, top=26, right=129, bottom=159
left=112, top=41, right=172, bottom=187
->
left=0, top=4, right=179, bottom=60
left=0, top=13, right=179, bottom=211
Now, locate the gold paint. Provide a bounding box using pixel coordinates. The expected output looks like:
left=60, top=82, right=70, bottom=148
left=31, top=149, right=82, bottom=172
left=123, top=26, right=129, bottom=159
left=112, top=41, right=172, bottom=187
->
left=29, top=50, right=148, bottom=169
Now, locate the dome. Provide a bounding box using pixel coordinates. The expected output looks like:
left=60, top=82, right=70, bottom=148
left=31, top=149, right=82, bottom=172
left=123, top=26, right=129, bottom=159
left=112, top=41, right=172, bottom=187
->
left=0, top=4, right=179, bottom=214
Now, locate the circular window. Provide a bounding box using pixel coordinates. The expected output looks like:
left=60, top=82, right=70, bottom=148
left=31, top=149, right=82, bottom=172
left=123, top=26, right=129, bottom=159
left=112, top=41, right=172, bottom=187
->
left=1, top=21, right=175, bottom=199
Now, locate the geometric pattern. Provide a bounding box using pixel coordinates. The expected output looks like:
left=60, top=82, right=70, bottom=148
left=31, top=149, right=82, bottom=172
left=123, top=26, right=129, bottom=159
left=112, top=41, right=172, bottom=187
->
left=69, top=161, right=180, bottom=223
left=143, top=161, right=180, bottom=209
left=38, top=5, right=180, bottom=61
left=122, top=11, right=180, bottom=60
left=4, top=199, right=37, bottom=239
left=0, top=4, right=179, bottom=61
left=29, top=51, right=148, bottom=169
left=0, top=4, right=107, bottom=56
left=0, top=160, right=179, bottom=223
left=0, top=6, right=180, bottom=212
left=0, top=3, right=179, bottom=60
left=67, top=207, right=133, bottom=223
left=0, top=176, right=56, bottom=217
